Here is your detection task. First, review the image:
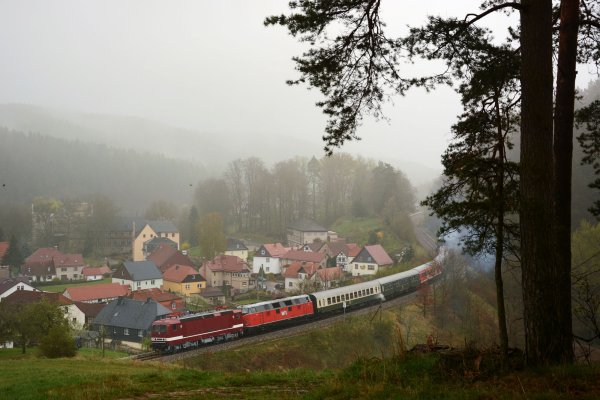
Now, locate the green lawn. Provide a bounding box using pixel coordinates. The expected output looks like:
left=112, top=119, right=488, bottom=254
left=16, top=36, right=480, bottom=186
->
left=35, top=278, right=112, bottom=293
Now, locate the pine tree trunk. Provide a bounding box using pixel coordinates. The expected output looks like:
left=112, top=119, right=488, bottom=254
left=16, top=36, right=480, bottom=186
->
left=520, top=0, right=569, bottom=365
left=552, top=0, right=579, bottom=364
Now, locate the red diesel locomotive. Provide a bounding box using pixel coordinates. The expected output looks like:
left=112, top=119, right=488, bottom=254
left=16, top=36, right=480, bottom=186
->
left=241, top=294, right=314, bottom=334
left=151, top=308, right=243, bottom=352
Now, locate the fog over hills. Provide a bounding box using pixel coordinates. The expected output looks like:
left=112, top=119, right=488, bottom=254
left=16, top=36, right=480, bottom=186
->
left=0, top=103, right=442, bottom=187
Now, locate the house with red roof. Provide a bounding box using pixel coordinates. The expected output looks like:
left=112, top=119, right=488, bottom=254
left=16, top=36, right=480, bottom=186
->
left=68, top=302, right=106, bottom=329
left=280, top=250, right=327, bottom=272
left=162, top=264, right=206, bottom=296
left=53, top=253, right=86, bottom=280
left=63, top=282, right=130, bottom=303
left=252, top=243, right=291, bottom=274
left=147, top=244, right=194, bottom=273
left=319, top=241, right=361, bottom=272
left=201, top=255, right=252, bottom=292
left=314, top=266, right=344, bottom=289
left=351, top=245, right=394, bottom=277
left=82, top=265, right=112, bottom=281
left=21, top=247, right=61, bottom=282
left=283, top=261, right=322, bottom=293
left=129, top=288, right=185, bottom=313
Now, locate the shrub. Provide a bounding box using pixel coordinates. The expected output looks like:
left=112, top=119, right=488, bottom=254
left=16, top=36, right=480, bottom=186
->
left=38, top=326, right=77, bottom=358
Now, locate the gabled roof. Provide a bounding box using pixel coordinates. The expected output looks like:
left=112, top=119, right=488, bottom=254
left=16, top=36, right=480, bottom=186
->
left=24, top=247, right=62, bottom=267
left=0, top=278, right=36, bottom=296
left=20, top=263, right=55, bottom=277
left=316, top=267, right=343, bottom=281
left=354, top=245, right=393, bottom=266
left=283, top=261, right=320, bottom=279
left=3, top=290, right=72, bottom=306
left=93, top=297, right=171, bottom=330
left=129, top=288, right=182, bottom=303
left=256, top=243, right=291, bottom=258
left=82, top=266, right=112, bottom=277
left=283, top=250, right=326, bottom=263
left=73, top=301, right=106, bottom=318
left=203, top=255, right=249, bottom=273
left=53, top=253, right=85, bottom=268
left=112, top=217, right=147, bottom=234
left=121, top=261, right=162, bottom=281
left=227, top=238, right=248, bottom=251
left=0, top=242, right=9, bottom=261
left=144, top=236, right=177, bottom=248
left=147, top=220, right=178, bottom=233
left=346, top=244, right=361, bottom=257
left=64, top=283, right=130, bottom=302
left=163, top=264, right=205, bottom=283
left=287, top=219, right=327, bottom=232
left=147, top=245, right=194, bottom=272
left=304, top=242, right=325, bottom=252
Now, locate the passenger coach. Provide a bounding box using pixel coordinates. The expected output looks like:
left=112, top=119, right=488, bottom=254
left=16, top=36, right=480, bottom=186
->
left=309, top=280, right=383, bottom=315
left=376, top=269, right=421, bottom=300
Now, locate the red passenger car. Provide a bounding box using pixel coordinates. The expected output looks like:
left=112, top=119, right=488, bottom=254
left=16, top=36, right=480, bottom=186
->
left=241, top=294, right=314, bottom=334
left=151, top=309, right=243, bottom=351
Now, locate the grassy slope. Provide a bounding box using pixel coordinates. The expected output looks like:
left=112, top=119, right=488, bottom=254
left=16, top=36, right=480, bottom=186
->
left=36, top=278, right=112, bottom=293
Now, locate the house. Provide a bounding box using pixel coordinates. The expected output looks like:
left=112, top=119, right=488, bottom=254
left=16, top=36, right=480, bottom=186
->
left=129, top=288, right=185, bottom=313
left=225, top=238, right=249, bottom=261
left=286, top=219, right=328, bottom=247
left=252, top=243, right=291, bottom=274
left=67, top=302, right=106, bottom=329
left=283, top=261, right=321, bottom=293
left=201, top=255, right=252, bottom=292
left=132, top=220, right=180, bottom=261
left=0, top=278, right=38, bottom=301
left=162, top=264, right=206, bottom=296
left=319, top=241, right=361, bottom=271
left=280, top=250, right=327, bottom=272
left=112, top=261, right=163, bottom=290
left=201, top=287, right=226, bottom=305
left=21, top=247, right=61, bottom=282
left=92, top=297, right=171, bottom=348
left=63, top=282, right=130, bottom=303
left=302, top=241, right=325, bottom=252
left=351, top=245, right=394, bottom=277
left=52, top=253, right=86, bottom=280
left=82, top=265, right=112, bottom=281
left=142, top=237, right=178, bottom=259
left=314, top=266, right=343, bottom=289
left=147, top=244, right=194, bottom=273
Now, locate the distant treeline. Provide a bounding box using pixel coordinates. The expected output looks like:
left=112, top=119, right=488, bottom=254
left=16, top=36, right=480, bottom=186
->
left=0, top=128, right=206, bottom=210
left=187, top=155, right=417, bottom=240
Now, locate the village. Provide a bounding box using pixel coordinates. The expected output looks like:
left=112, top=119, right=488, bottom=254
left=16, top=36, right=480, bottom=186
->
left=0, top=217, right=404, bottom=351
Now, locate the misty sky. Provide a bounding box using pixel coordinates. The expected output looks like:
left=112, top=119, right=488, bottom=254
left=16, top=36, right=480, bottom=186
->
left=0, top=1, right=597, bottom=170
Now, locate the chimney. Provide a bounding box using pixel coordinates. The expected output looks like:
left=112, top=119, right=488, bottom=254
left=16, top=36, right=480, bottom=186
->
left=145, top=297, right=152, bottom=304
left=117, top=296, right=124, bottom=305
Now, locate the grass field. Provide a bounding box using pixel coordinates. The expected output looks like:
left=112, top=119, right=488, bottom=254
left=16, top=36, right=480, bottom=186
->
left=36, top=278, right=112, bottom=293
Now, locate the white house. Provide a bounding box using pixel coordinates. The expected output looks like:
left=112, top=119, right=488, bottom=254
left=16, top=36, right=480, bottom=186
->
left=0, top=278, right=38, bottom=301
left=112, top=261, right=163, bottom=291
left=252, top=243, right=291, bottom=274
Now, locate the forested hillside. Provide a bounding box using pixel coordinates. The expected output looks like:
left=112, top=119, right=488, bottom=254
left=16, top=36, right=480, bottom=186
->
left=0, top=128, right=206, bottom=211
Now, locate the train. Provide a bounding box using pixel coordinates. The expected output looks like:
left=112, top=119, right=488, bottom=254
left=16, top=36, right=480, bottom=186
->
left=151, top=248, right=446, bottom=352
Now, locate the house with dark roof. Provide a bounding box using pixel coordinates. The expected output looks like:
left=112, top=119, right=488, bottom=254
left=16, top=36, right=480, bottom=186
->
left=201, top=255, right=252, bottom=292
left=63, top=282, right=130, bottom=303
left=147, top=244, right=194, bottom=273
left=252, top=243, right=291, bottom=274
left=0, top=278, right=38, bottom=301
left=351, top=245, right=394, bottom=277
left=112, top=261, right=163, bottom=290
left=286, top=219, right=329, bottom=247
left=201, top=287, right=226, bottom=305
left=162, top=264, right=206, bottom=296
left=92, top=297, right=171, bottom=347
left=225, top=238, right=249, bottom=261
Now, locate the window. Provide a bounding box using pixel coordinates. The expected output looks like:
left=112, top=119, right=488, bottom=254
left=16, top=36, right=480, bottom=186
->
left=124, top=328, right=129, bottom=336
left=151, top=280, right=155, bottom=285
left=289, top=282, right=293, bottom=287
left=171, top=302, right=176, bottom=309
left=197, top=283, right=201, bottom=288
left=266, top=258, right=270, bottom=263
left=355, top=264, right=358, bottom=269
left=185, top=284, right=190, bottom=290
left=336, top=296, right=341, bottom=302
left=136, top=281, right=141, bottom=287
left=143, top=234, right=146, bottom=238
left=242, top=282, right=247, bottom=286
left=368, top=265, right=375, bottom=270
left=139, top=330, right=144, bottom=337
left=61, top=267, right=67, bottom=272
left=266, top=267, right=270, bottom=272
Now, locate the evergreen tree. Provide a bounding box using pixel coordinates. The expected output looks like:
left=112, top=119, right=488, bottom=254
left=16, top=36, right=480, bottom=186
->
left=2, top=235, right=23, bottom=277
left=577, top=100, right=600, bottom=216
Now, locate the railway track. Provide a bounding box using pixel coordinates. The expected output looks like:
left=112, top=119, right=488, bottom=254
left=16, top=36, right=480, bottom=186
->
left=144, top=289, right=420, bottom=363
